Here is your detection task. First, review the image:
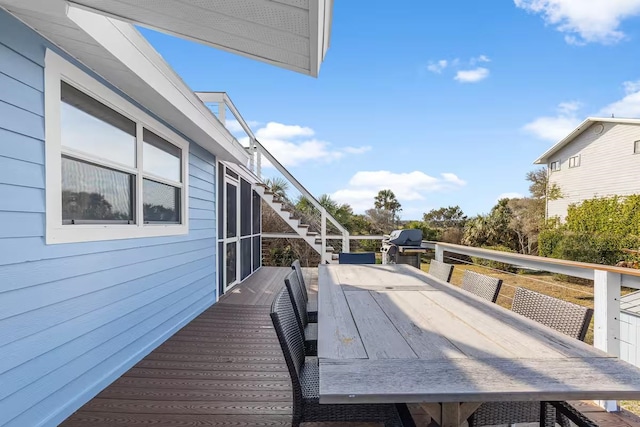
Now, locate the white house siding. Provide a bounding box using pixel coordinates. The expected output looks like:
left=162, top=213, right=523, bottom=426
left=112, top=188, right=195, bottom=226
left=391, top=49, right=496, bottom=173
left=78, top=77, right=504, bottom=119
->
left=0, top=10, right=217, bottom=427
left=547, top=122, right=640, bottom=220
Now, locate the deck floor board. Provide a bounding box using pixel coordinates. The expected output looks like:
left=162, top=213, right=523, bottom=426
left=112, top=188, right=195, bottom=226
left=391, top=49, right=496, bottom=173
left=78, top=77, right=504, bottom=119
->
left=60, top=266, right=638, bottom=427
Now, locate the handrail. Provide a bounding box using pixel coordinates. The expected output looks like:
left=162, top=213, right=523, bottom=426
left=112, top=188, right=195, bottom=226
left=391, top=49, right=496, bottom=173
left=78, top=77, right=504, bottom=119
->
left=252, top=139, right=350, bottom=240
left=428, top=241, right=640, bottom=287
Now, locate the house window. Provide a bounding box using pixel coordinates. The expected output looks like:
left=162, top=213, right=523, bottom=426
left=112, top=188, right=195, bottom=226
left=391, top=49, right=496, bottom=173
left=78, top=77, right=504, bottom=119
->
left=568, top=155, right=580, bottom=168
left=550, top=160, right=561, bottom=172
left=634, top=140, right=640, bottom=154
left=45, top=50, right=189, bottom=244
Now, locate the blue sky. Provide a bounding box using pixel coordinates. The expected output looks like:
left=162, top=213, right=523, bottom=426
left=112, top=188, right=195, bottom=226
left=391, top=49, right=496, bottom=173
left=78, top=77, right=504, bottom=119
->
left=140, top=1, right=640, bottom=219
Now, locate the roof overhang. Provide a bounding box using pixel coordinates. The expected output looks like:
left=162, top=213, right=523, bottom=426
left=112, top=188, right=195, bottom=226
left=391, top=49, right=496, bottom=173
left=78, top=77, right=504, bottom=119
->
left=1, top=0, right=250, bottom=164
left=534, top=117, right=640, bottom=165
left=67, top=0, right=333, bottom=77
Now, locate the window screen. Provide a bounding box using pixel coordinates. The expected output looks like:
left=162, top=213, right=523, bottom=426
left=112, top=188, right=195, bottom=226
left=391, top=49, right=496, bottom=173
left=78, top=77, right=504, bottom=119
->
left=253, top=236, right=261, bottom=271
left=253, top=190, right=261, bottom=234
left=241, top=237, right=252, bottom=280
left=241, top=179, right=251, bottom=236
left=143, top=179, right=180, bottom=223
left=226, top=183, right=237, bottom=238
left=62, top=156, right=134, bottom=223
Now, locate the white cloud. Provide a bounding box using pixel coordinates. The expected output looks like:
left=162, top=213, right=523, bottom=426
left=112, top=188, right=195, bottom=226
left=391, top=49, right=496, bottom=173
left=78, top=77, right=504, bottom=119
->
left=224, top=119, right=261, bottom=135
left=454, top=67, right=490, bottom=83
left=523, top=100, right=582, bottom=141
left=471, top=55, right=491, bottom=65
left=245, top=122, right=370, bottom=168
left=497, top=192, right=524, bottom=201
left=514, top=0, right=640, bottom=45
left=427, top=59, right=448, bottom=74
left=597, top=80, right=640, bottom=118
left=343, top=146, right=372, bottom=154
left=332, top=170, right=466, bottom=213
left=256, top=122, right=314, bottom=140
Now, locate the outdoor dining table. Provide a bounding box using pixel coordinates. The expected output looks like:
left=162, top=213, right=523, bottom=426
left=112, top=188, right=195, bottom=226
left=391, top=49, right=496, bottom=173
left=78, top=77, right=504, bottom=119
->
left=317, top=263, right=640, bottom=427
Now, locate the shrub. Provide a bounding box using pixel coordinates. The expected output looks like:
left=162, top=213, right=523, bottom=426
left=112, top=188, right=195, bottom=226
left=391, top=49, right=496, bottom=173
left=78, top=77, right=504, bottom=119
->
left=471, top=245, right=519, bottom=273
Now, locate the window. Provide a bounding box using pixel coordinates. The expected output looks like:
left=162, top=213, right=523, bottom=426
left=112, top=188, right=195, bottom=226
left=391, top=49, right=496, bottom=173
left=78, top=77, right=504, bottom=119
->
left=568, top=155, right=580, bottom=168
left=550, top=160, right=561, bottom=172
left=45, top=50, right=189, bottom=244
left=635, top=140, right=640, bottom=154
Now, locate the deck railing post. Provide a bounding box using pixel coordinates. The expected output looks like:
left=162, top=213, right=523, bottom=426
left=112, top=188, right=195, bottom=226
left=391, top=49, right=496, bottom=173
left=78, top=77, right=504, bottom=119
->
left=343, top=230, right=350, bottom=254
left=321, top=209, right=327, bottom=263
left=594, top=269, right=621, bottom=412
left=435, top=244, right=444, bottom=262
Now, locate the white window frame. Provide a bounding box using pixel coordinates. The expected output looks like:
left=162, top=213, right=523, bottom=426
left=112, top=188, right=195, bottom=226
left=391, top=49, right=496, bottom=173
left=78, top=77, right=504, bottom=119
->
left=550, top=160, right=561, bottom=172
left=568, top=155, right=580, bottom=168
left=45, top=50, right=189, bottom=244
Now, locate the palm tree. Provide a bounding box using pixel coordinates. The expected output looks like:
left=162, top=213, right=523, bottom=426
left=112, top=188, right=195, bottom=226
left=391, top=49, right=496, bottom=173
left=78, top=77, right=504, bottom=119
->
left=263, top=177, right=289, bottom=200
left=374, top=189, right=402, bottom=225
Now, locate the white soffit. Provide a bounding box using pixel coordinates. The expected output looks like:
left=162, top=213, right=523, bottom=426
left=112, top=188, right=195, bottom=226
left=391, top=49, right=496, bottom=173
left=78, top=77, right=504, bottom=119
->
left=68, top=0, right=334, bottom=77
left=1, top=0, right=249, bottom=164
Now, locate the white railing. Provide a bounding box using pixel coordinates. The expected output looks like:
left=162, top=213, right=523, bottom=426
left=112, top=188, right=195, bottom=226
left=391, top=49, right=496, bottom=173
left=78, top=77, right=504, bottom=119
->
left=195, top=91, right=350, bottom=260
left=252, top=139, right=350, bottom=258
left=425, top=241, right=640, bottom=412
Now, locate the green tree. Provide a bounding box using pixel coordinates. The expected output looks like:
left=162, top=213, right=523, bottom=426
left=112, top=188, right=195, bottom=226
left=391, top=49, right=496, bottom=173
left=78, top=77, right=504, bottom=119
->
left=263, top=177, right=289, bottom=200
left=373, top=189, right=402, bottom=226
left=423, top=206, right=467, bottom=229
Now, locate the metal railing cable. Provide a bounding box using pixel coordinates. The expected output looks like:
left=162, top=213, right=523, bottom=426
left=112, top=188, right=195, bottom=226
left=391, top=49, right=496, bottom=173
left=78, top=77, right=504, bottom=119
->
left=442, top=254, right=595, bottom=296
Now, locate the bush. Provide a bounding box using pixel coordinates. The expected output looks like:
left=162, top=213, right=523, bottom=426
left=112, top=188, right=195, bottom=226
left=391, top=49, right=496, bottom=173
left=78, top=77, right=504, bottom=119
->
left=539, top=230, right=640, bottom=266
left=471, top=245, right=519, bottom=273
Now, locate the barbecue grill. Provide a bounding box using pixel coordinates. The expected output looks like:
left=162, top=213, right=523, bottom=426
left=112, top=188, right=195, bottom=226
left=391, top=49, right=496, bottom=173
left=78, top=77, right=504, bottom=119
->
left=381, top=229, right=425, bottom=268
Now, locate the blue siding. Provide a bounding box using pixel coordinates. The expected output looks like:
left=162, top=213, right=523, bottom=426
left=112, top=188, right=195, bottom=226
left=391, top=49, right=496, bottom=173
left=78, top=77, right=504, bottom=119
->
left=0, top=10, right=218, bottom=427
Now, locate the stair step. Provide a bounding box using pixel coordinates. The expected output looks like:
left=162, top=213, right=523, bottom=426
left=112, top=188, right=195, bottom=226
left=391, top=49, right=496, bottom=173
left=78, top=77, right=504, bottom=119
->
left=298, top=224, right=309, bottom=229
left=326, top=246, right=334, bottom=252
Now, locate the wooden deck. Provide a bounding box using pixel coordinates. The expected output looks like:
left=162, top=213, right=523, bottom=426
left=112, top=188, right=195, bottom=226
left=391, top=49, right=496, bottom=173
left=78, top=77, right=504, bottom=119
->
left=60, top=266, right=640, bottom=427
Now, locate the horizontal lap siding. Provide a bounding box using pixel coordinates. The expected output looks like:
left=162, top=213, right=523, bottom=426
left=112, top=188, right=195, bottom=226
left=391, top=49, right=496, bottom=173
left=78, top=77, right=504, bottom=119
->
left=548, top=122, right=640, bottom=220
left=0, top=11, right=218, bottom=427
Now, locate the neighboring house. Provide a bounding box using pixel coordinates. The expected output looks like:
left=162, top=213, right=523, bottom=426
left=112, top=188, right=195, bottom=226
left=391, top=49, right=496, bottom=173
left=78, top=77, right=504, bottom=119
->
left=0, top=1, right=333, bottom=426
left=534, top=117, right=640, bottom=220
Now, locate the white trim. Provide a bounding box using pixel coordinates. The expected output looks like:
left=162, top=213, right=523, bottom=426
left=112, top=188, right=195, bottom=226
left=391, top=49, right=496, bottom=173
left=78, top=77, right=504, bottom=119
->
left=45, top=49, right=189, bottom=244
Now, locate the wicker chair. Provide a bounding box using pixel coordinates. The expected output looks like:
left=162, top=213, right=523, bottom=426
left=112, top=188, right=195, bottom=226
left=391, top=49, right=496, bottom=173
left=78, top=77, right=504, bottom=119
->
left=291, top=259, right=317, bottom=322
left=469, top=288, right=594, bottom=427
left=270, top=288, right=408, bottom=427
left=284, top=270, right=317, bottom=355
left=428, top=259, right=454, bottom=282
left=460, top=270, right=503, bottom=303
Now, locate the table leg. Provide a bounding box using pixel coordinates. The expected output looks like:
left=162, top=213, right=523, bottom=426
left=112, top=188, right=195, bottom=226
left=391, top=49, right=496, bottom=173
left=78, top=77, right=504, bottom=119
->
left=419, top=402, right=481, bottom=427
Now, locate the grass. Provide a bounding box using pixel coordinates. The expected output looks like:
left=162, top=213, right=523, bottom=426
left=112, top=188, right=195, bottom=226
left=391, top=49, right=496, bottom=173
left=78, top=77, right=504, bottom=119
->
left=420, top=259, right=640, bottom=414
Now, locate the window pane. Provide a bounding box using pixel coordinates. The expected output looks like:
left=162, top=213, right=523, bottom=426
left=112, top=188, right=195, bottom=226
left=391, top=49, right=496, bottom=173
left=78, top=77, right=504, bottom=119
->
left=253, top=190, right=261, bottom=234
left=241, top=237, right=251, bottom=280
left=61, top=82, right=136, bottom=168
left=218, top=165, right=224, bottom=239
left=226, top=183, right=237, bottom=238
left=143, top=179, right=180, bottom=223
left=253, top=236, right=261, bottom=272
left=241, top=179, right=251, bottom=236
left=226, top=242, right=237, bottom=286
left=143, top=129, right=181, bottom=182
left=62, top=156, right=134, bottom=223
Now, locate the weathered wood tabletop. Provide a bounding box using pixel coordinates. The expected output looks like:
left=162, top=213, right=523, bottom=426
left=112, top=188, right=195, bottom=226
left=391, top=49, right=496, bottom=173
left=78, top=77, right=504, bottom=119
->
left=317, top=264, right=640, bottom=427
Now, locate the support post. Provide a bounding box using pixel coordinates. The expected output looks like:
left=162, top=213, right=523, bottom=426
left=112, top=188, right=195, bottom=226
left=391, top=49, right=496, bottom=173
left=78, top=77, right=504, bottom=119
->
left=342, top=230, right=350, bottom=254
left=218, top=101, right=226, bottom=125
left=249, top=138, right=255, bottom=172
left=593, top=269, right=621, bottom=412
left=256, top=149, right=262, bottom=180
left=435, top=244, right=444, bottom=262
left=321, top=209, right=327, bottom=263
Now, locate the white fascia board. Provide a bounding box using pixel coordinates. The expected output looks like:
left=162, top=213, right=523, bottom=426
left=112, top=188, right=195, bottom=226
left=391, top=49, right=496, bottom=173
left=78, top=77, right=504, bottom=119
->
left=66, top=5, right=250, bottom=165
left=534, top=116, right=640, bottom=165
left=308, top=0, right=331, bottom=77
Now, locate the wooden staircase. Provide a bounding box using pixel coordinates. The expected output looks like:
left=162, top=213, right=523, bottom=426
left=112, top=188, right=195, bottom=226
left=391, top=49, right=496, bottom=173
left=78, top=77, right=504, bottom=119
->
left=254, top=185, right=336, bottom=263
